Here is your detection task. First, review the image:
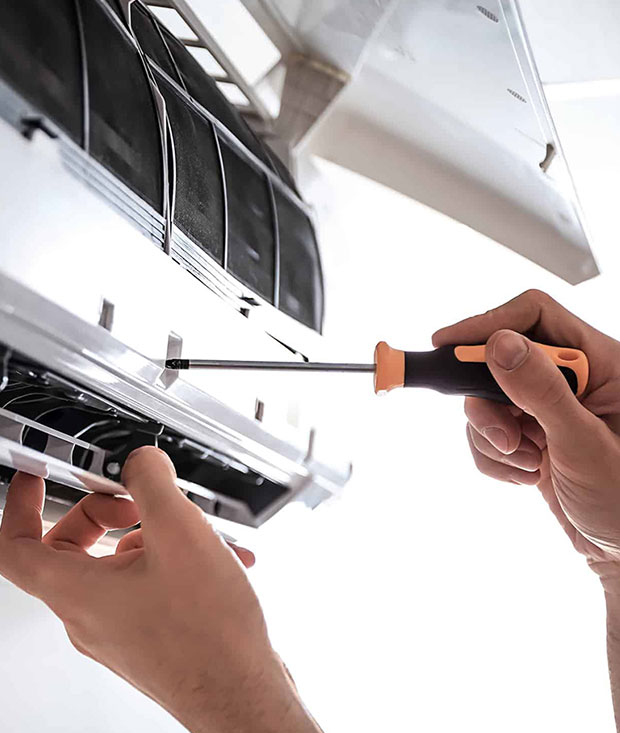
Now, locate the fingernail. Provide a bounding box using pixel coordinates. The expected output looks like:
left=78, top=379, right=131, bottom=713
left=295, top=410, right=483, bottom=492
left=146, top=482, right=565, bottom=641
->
left=492, top=332, right=529, bottom=370
left=483, top=427, right=509, bottom=453
left=505, top=451, right=540, bottom=471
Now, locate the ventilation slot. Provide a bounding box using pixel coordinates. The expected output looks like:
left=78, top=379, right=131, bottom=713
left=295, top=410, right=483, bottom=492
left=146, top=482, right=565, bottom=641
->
left=477, top=6, right=499, bottom=23
left=507, top=88, right=527, bottom=103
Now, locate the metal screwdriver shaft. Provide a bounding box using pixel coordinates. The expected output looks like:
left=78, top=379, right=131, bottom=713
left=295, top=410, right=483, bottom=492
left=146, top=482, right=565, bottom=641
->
left=165, top=358, right=376, bottom=373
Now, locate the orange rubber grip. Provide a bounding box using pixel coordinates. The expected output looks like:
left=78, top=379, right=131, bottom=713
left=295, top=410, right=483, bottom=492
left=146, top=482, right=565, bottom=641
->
left=454, top=342, right=589, bottom=397
left=374, top=341, right=405, bottom=394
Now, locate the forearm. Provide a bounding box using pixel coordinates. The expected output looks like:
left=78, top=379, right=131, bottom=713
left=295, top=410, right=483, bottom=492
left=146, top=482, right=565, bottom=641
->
left=177, top=698, right=322, bottom=733
left=605, top=590, right=620, bottom=731
left=167, top=660, right=323, bottom=733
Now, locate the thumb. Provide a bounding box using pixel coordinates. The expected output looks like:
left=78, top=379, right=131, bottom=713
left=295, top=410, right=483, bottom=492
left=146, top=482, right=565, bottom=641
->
left=120, top=446, right=220, bottom=552
left=121, top=447, right=191, bottom=536
left=486, top=330, right=593, bottom=444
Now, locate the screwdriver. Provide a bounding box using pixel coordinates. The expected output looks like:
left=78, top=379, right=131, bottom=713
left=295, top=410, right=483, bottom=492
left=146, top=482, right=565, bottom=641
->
left=165, top=341, right=589, bottom=404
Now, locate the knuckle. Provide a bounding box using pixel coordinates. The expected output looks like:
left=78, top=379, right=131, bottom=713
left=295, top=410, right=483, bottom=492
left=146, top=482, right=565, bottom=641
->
left=522, top=288, right=551, bottom=305
left=482, top=306, right=501, bottom=326
left=68, top=635, right=92, bottom=659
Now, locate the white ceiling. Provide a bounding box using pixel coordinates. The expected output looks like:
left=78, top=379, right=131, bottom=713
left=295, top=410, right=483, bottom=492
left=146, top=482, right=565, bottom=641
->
left=518, top=0, right=620, bottom=84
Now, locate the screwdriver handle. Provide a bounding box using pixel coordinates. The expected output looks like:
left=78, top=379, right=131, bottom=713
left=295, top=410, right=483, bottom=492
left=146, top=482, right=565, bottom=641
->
left=374, top=341, right=589, bottom=403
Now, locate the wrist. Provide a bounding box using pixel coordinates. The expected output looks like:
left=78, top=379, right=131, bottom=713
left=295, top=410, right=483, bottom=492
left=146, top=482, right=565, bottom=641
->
left=167, top=653, right=321, bottom=733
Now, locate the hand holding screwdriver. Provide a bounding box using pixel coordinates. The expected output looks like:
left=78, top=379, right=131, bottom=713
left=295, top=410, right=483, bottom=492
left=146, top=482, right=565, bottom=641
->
left=436, top=290, right=620, bottom=726
left=434, top=289, right=620, bottom=567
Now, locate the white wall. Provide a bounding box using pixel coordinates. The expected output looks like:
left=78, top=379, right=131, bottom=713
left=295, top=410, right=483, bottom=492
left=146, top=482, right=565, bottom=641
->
left=0, top=580, right=185, bottom=731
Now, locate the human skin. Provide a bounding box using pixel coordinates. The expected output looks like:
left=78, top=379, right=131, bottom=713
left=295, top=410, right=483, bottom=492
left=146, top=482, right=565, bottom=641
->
left=2, top=288, right=620, bottom=731
left=433, top=289, right=620, bottom=729
left=0, top=447, right=322, bottom=733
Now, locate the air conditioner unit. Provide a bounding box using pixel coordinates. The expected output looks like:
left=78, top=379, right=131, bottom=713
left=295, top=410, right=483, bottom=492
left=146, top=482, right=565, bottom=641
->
left=0, top=0, right=351, bottom=532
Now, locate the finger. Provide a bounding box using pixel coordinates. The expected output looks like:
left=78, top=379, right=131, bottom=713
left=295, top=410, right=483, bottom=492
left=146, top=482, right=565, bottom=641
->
left=0, top=472, right=45, bottom=540
left=121, top=446, right=186, bottom=524
left=486, top=330, right=597, bottom=445
left=464, top=397, right=522, bottom=454
left=521, top=413, right=547, bottom=451
left=0, top=536, right=77, bottom=601
left=43, top=494, right=140, bottom=553
left=467, top=424, right=542, bottom=471
left=432, top=289, right=589, bottom=349
left=116, top=528, right=144, bottom=554
left=121, top=447, right=214, bottom=548
left=0, top=473, right=86, bottom=600
left=230, top=543, right=256, bottom=568
left=467, top=428, right=541, bottom=484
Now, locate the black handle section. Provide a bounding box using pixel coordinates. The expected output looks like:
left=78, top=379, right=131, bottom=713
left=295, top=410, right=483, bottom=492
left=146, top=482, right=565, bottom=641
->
left=403, top=346, right=578, bottom=404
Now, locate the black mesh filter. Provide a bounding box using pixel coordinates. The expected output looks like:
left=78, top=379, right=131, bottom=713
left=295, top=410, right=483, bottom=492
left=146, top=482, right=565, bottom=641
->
left=220, top=142, right=275, bottom=303
left=158, top=78, right=225, bottom=264
left=79, top=0, right=163, bottom=212
left=159, top=28, right=270, bottom=167
left=276, top=192, right=324, bottom=332
left=0, top=0, right=83, bottom=143
left=131, top=5, right=181, bottom=85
